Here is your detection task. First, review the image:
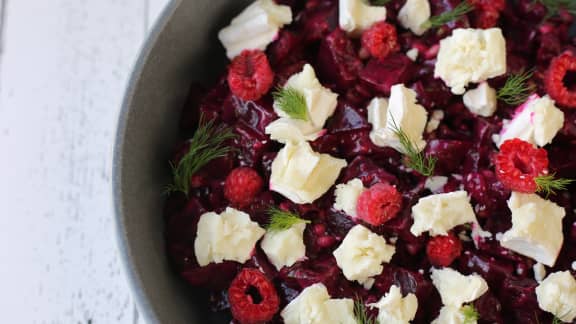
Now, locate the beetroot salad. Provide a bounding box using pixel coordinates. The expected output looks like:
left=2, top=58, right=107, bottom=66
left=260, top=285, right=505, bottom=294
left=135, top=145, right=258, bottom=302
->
left=162, top=0, right=576, bottom=323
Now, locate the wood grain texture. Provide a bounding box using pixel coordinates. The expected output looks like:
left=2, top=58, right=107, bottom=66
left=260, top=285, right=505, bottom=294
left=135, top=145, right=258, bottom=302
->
left=0, top=0, right=169, bottom=322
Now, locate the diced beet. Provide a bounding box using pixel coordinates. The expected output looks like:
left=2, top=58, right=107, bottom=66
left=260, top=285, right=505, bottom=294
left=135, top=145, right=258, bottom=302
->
left=457, top=250, right=515, bottom=286
left=325, top=209, right=356, bottom=239
left=341, top=156, right=398, bottom=187
left=228, top=95, right=277, bottom=137
left=359, top=54, right=414, bottom=96
left=316, top=29, right=363, bottom=91
left=412, top=76, right=452, bottom=110
left=297, top=0, right=338, bottom=42
left=424, top=139, right=472, bottom=175
left=181, top=261, right=240, bottom=290
left=232, top=122, right=273, bottom=168
left=474, top=292, right=504, bottom=324
left=326, top=101, right=370, bottom=134
left=268, top=30, right=305, bottom=66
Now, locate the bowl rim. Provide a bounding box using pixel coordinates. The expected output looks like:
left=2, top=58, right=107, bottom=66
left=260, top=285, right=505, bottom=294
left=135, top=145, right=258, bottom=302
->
left=112, top=1, right=180, bottom=323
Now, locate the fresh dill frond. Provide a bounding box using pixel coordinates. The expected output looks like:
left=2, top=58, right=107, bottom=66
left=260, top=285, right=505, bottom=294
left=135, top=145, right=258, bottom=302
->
left=497, top=70, right=536, bottom=105
left=552, top=316, right=562, bottom=324
left=534, top=173, right=574, bottom=197
left=272, top=87, right=309, bottom=121
left=461, top=305, right=479, bottom=324
left=369, top=0, right=392, bottom=5
left=266, top=207, right=310, bottom=232
left=354, top=299, right=378, bottom=324
left=539, top=0, right=576, bottom=17
left=422, top=0, right=474, bottom=29
left=389, top=117, right=436, bottom=177
left=165, top=115, right=235, bottom=195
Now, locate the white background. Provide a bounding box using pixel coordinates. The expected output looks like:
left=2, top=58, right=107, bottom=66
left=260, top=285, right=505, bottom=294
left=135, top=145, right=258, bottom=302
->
left=0, top=0, right=169, bottom=322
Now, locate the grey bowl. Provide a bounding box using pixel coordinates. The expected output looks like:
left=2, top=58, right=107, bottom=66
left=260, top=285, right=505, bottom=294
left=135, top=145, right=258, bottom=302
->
left=113, top=0, right=252, bottom=322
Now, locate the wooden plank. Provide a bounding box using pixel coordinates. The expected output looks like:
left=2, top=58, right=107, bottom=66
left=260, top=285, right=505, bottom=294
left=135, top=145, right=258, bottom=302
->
left=0, top=0, right=149, bottom=322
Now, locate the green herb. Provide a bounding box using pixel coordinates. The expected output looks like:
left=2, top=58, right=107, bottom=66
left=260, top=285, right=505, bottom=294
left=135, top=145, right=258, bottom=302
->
left=552, top=316, right=563, bottom=324
left=389, top=118, right=436, bottom=177
left=165, top=115, right=235, bottom=195
left=534, top=174, right=574, bottom=197
left=538, top=0, right=576, bottom=17
left=266, top=207, right=310, bottom=232
left=354, top=299, right=378, bottom=324
left=421, top=1, right=474, bottom=29
left=497, top=70, right=536, bottom=105
left=369, top=0, right=392, bottom=5
left=461, top=305, right=479, bottom=324
left=272, top=87, right=309, bottom=121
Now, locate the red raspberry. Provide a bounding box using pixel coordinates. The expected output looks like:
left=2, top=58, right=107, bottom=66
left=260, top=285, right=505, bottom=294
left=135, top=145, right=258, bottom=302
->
left=224, top=167, right=264, bottom=207
left=228, top=268, right=280, bottom=324
left=469, top=0, right=505, bottom=28
left=426, top=233, right=463, bottom=267
left=227, top=50, right=274, bottom=101
left=495, top=138, right=549, bottom=193
left=356, top=183, right=402, bottom=226
left=546, top=52, right=576, bottom=108
left=361, top=22, right=398, bottom=60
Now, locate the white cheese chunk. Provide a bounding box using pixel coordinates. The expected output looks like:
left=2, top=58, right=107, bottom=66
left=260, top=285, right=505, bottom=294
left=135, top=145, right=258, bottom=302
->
left=369, top=285, right=418, bottom=324
left=406, top=48, right=419, bottom=61
left=194, top=207, right=265, bottom=266
left=261, top=223, right=307, bottom=270
left=266, top=64, right=339, bottom=144
left=410, top=191, right=477, bottom=237
left=425, top=176, right=448, bottom=193
left=533, top=263, right=546, bottom=283
left=270, top=142, right=347, bottom=204
left=500, top=192, right=565, bottom=267
left=398, top=0, right=431, bottom=36
left=463, top=82, right=498, bottom=117
left=431, top=268, right=489, bottom=307
left=333, top=225, right=396, bottom=288
left=368, top=85, right=428, bottom=153
left=333, top=178, right=366, bottom=218
left=339, top=0, right=387, bottom=36
left=536, top=271, right=576, bottom=322
left=426, top=110, right=445, bottom=133
left=431, top=306, right=474, bottom=324
left=497, top=95, right=565, bottom=147
left=435, top=28, right=506, bottom=94
left=218, top=0, right=292, bottom=59
left=281, top=283, right=356, bottom=324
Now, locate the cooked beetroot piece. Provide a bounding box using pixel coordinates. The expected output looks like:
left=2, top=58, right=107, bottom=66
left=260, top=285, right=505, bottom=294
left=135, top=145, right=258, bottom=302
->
left=163, top=1, right=576, bottom=322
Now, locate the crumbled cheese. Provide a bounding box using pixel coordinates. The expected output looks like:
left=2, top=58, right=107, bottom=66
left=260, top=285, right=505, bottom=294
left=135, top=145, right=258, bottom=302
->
left=194, top=207, right=265, bottom=266
left=261, top=223, right=307, bottom=270
left=435, top=28, right=506, bottom=94
left=368, top=85, right=428, bottom=153
left=333, top=178, right=366, bottom=218
left=463, top=82, right=498, bottom=117
left=270, top=142, right=347, bottom=204
left=426, top=109, right=445, bottom=133
left=398, top=0, right=431, bottom=36
left=410, top=191, right=478, bottom=237
left=406, top=48, right=419, bottom=61
left=500, top=192, right=565, bottom=267
left=432, top=306, right=472, bottom=324
left=497, top=95, right=565, bottom=147
left=339, top=0, right=387, bottom=36
left=266, top=64, right=339, bottom=144
left=535, top=271, right=576, bottom=322
left=369, top=285, right=418, bottom=324
left=431, top=268, right=489, bottom=307
left=572, top=261, right=576, bottom=271
left=218, top=0, right=292, bottom=59
left=424, top=176, right=448, bottom=193
left=333, top=225, right=396, bottom=288
left=533, top=263, right=546, bottom=283
left=281, top=283, right=356, bottom=324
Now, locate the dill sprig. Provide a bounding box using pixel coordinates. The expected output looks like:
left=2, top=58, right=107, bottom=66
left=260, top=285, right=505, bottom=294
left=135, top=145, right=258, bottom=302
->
left=389, top=118, right=436, bottom=177
left=266, top=207, right=310, bottom=232
left=534, top=173, right=574, bottom=197
left=539, top=0, right=576, bottom=17
left=165, top=115, right=235, bottom=195
left=552, top=316, right=562, bottom=324
left=369, top=0, right=391, bottom=5
left=461, top=305, right=479, bottom=324
left=354, top=299, right=378, bottom=324
left=497, top=70, right=536, bottom=105
left=272, top=87, right=309, bottom=121
left=422, top=1, right=474, bottom=29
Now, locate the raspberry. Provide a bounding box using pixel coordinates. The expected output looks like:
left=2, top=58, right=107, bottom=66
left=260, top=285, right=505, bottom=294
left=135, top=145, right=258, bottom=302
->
left=495, top=138, right=549, bottom=193
left=545, top=52, right=576, bottom=108
left=469, top=0, right=505, bottom=28
left=224, top=167, right=264, bottom=207
left=228, top=268, right=280, bottom=324
left=426, top=233, right=463, bottom=267
left=356, top=183, right=402, bottom=226
left=227, top=50, right=274, bottom=101
left=361, top=22, right=398, bottom=60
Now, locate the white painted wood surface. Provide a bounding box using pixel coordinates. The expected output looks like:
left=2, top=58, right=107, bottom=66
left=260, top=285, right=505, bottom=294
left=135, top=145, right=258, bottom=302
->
left=0, top=0, right=169, bottom=322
